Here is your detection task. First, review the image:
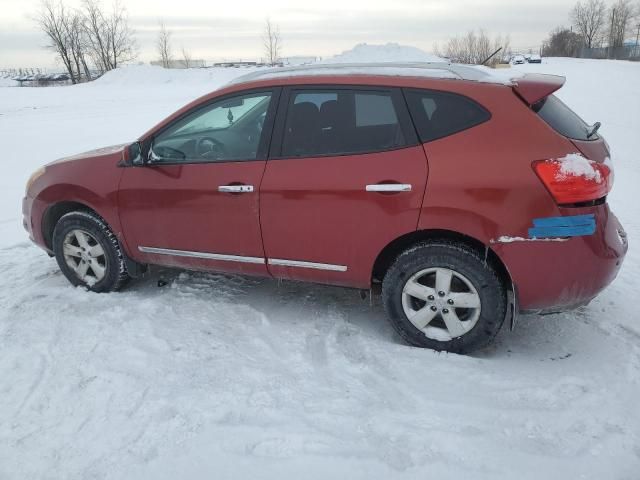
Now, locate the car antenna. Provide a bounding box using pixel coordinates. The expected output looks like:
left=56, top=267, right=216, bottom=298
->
left=481, top=47, right=502, bottom=66
left=587, top=121, right=601, bottom=139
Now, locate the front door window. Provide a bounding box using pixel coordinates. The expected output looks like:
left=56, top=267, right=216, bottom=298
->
left=151, top=92, right=273, bottom=163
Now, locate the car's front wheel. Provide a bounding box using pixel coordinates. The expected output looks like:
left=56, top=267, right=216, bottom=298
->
left=382, top=241, right=507, bottom=353
left=52, top=211, right=130, bottom=292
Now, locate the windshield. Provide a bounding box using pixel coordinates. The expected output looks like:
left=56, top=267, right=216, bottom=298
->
left=533, top=94, right=597, bottom=141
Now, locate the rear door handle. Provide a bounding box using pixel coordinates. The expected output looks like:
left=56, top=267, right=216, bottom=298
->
left=218, top=185, right=254, bottom=193
left=366, top=183, right=412, bottom=192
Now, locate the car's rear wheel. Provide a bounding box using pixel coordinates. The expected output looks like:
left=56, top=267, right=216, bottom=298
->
left=53, top=211, right=130, bottom=292
left=382, top=241, right=507, bottom=353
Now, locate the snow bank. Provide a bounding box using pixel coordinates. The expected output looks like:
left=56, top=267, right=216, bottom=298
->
left=93, top=64, right=259, bottom=87
left=0, top=77, right=17, bottom=87
left=323, top=43, right=444, bottom=63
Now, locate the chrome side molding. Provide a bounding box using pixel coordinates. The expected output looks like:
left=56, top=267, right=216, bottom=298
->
left=138, top=246, right=265, bottom=264
left=138, top=246, right=348, bottom=272
left=365, top=184, right=412, bottom=192
left=268, top=258, right=347, bottom=272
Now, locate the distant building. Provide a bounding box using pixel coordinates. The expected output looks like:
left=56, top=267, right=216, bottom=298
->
left=211, top=61, right=259, bottom=67
left=149, top=59, right=206, bottom=69
left=282, top=56, right=320, bottom=66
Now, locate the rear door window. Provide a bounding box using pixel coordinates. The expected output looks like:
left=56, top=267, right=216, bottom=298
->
left=280, top=89, right=409, bottom=157
left=404, top=89, right=491, bottom=142
left=532, top=94, right=595, bottom=141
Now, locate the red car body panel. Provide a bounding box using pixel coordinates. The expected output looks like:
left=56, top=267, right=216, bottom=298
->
left=118, top=161, right=269, bottom=277
left=23, top=71, right=627, bottom=313
left=24, top=149, right=126, bottom=251
left=260, top=145, right=428, bottom=288
left=494, top=203, right=624, bottom=310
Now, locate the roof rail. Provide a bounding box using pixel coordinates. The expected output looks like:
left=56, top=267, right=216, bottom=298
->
left=226, top=62, right=519, bottom=86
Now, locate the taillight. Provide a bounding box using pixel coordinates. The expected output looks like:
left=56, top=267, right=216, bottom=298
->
left=532, top=154, right=613, bottom=205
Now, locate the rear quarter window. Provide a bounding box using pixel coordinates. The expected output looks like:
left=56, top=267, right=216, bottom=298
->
left=404, top=89, right=491, bottom=142
left=532, top=94, right=595, bottom=141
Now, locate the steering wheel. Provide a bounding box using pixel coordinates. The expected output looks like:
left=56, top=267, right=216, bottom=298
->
left=196, top=137, right=226, bottom=159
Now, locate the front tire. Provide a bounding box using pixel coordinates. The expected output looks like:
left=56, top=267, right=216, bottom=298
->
left=382, top=241, right=507, bottom=354
left=52, top=211, right=130, bottom=292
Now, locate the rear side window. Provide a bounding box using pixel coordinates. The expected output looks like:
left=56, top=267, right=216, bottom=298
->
left=281, top=89, right=407, bottom=157
left=404, top=89, right=490, bottom=142
left=533, top=94, right=595, bottom=141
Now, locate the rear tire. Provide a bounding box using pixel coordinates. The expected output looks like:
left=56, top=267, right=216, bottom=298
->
left=382, top=241, right=507, bottom=354
left=52, top=211, right=130, bottom=292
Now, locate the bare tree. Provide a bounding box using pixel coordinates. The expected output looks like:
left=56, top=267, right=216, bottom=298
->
left=82, top=0, right=110, bottom=73
left=607, top=0, right=635, bottom=48
left=571, top=0, right=607, bottom=48
left=64, top=10, right=92, bottom=81
left=103, top=0, right=136, bottom=69
left=542, top=27, right=584, bottom=56
left=80, top=0, right=136, bottom=73
left=181, top=46, right=192, bottom=68
left=157, top=21, right=173, bottom=68
left=35, top=0, right=78, bottom=84
left=35, top=0, right=135, bottom=82
left=263, top=18, right=281, bottom=65
left=435, top=30, right=510, bottom=66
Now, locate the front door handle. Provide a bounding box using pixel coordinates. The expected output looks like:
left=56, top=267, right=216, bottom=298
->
left=218, top=185, right=254, bottom=193
left=366, top=183, right=412, bottom=193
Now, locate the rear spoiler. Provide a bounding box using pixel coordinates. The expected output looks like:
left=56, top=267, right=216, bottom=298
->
left=511, top=73, right=565, bottom=106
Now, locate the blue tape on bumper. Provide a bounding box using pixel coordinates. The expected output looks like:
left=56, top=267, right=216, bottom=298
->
left=532, top=214, right=595, bottom=227
left=528, top=214, right=596, bottom=238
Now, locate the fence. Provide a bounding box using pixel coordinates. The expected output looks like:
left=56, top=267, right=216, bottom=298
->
left=579, top=45, right=640, bottom=60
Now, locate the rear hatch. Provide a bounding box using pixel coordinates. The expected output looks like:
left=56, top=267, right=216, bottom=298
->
left=513, top=73, right=612, bottom=206
left=513, top=73, right=610, bottom=163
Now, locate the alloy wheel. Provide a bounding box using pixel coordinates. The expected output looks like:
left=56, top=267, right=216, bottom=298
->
left=401, top=267, right=482, bottom=341
left=62, top=229, right=107, bottom=286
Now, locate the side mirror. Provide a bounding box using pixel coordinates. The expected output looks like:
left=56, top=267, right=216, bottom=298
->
left=127, top=142, right=144, bottom=166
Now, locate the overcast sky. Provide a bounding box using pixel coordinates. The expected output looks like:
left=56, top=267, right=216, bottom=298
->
left=0, top=0, right=579, bottom=69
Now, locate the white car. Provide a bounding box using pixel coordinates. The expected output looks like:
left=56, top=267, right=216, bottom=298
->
left=512, top=55, right=525, bottom=65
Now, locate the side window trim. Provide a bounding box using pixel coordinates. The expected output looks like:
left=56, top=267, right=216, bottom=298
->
left=269, top=85, right=418, bottom=160
left=143, top=87, right=281, bottom=166
left=402, top=87, right=491, bottom=143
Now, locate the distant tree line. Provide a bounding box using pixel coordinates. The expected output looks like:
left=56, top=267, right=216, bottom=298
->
left=543, top=0, right=639, bottom=58
left=434, top=30, right=511, bottom=66
left=35, top=0, right=136, bottom=84
left=36, top=3, right=285, bottom=77
left=154, top=18, right=283, bottom=68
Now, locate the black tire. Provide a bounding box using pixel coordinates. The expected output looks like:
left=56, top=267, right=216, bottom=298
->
left=382, top=241, right=507, bottom=354
left=52, top=210, right=130, bottom=292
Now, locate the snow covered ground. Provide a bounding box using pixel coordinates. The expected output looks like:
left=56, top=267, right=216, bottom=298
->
left=1, top=57, right=639, bottom=479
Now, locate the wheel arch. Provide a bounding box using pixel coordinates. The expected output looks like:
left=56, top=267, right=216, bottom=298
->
left=372, top=229, right=514, bottom=293
left=42, top=200, right=146, bottom=278
left=42, top=201, right=99, bottom=251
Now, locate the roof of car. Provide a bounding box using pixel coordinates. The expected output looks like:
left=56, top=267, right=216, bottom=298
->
left=227, top=62, right=522, bottom=87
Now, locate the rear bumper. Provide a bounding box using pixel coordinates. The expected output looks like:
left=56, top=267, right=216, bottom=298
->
left=494, top=203, right=627, bottom=312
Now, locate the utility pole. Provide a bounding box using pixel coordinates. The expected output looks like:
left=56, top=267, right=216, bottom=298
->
left=608, top=10, right=616, bottom=59
left=636, top=24, right=640, bottom=60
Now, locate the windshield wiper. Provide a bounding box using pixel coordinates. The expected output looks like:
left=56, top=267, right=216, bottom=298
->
left=586, top=121, right=601, bottom=139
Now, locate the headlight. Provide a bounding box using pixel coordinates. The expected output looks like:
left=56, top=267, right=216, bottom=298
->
left=25, top=167, right=45, bottom=194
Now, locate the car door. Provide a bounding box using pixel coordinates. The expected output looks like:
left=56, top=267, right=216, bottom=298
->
left=260, top=86, right=429, bottom=288
left=119, top=88, right=279, bottom=276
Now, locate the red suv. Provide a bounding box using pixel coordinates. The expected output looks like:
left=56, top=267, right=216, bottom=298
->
left=23, top=64, right=627, bottom=353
